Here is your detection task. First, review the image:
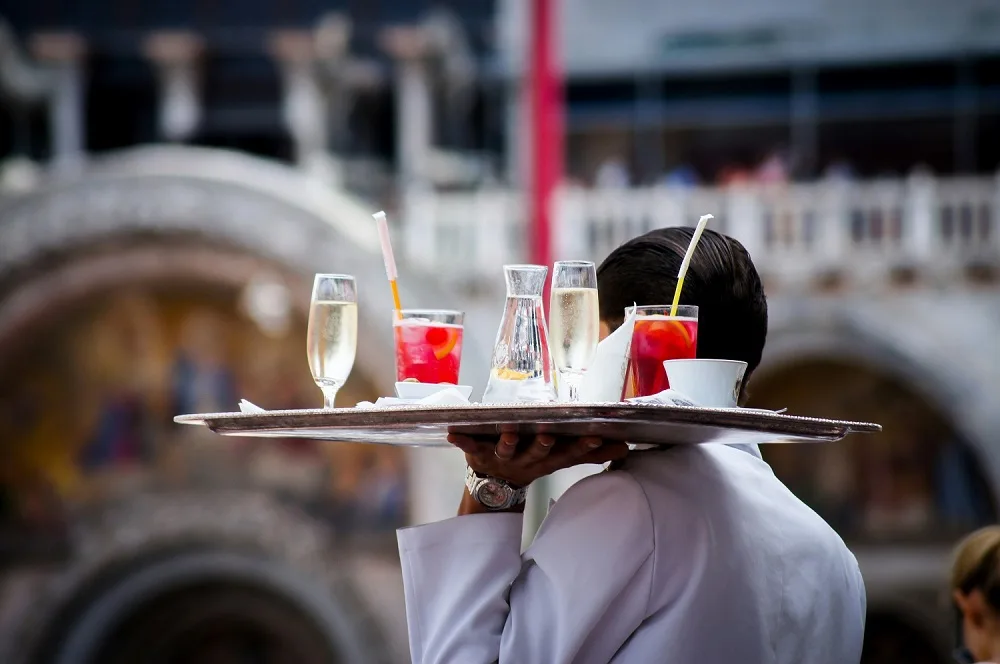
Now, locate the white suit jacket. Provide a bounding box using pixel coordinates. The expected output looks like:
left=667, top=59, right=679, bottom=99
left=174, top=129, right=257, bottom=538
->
left=397, top=444, right=866, bottom=664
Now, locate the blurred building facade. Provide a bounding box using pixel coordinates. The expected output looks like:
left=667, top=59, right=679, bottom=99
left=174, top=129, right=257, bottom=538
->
left=500, top=0, right=1000, bottom=185
left=0, top=1, right=998, bottom=663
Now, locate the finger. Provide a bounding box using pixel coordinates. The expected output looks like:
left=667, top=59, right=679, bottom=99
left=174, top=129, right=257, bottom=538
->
left=574, top=436, right=604, bottom=456
left=446, top=434, right=478, bottom=452
left=494, top=433, right=519, bottom=461
left=498, top=431, right=519, bottom=446
left=576, top=442, right=629, bottom=465
left=446, top=434, right=493, bottom=457
left=519, top=434, right=556, bottom=464
left=536, top=441, right=627, bottom=475
left=538, top=436, right=604, bottom=469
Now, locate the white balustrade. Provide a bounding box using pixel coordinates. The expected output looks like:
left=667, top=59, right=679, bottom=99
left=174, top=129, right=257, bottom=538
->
left=401, top=175, right=1000, bottom=290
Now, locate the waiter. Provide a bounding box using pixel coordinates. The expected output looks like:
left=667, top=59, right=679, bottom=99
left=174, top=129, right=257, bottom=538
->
left=397, top=228, right=866, bottom=664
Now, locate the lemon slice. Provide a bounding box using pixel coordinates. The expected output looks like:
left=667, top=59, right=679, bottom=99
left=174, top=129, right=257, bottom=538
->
left=432, top=330, right=459, bottom=360
left=669, top=320, right=693, bottom=346
left=494, top=367, right=530, bottom=380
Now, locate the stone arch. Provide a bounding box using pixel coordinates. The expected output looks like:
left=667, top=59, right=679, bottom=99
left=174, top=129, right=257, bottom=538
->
left=0, top=144, right=491, bottom=392
left=757, top=294, right=1000, bottom=495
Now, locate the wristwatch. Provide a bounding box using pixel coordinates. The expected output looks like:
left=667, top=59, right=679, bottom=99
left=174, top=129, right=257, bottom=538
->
left=465, top=466, right=528, bottom=510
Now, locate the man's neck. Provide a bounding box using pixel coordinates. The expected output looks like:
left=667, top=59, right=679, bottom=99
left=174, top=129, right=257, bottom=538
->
left=988, top=638, right=1000, bottom=663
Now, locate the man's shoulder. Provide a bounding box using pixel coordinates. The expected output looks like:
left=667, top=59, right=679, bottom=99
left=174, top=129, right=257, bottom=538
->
left=544, top=467, right=657, bottom=541
left=559, top=464, right=652, bottom=511
left=621, top=445, right=848, bottom=545
left=531, top=466, right=656, bottom=564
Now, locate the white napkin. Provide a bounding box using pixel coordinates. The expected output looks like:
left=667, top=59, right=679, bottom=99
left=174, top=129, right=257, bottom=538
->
left=625, top=390, right=785, bottom=414
left=355, top=386, right=472, bottom=409
left=239, top=399, right=267, bottom=413
left=578, top=305, right=637, bottom=403
left=626, top=389, right=698, bottom=407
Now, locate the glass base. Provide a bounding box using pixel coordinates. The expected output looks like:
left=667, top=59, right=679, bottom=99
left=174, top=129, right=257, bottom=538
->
left=482, top=375, right=557, bottom=404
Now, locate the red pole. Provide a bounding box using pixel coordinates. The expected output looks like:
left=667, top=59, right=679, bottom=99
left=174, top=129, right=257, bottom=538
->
left=529, top=0, right=563, bottom=305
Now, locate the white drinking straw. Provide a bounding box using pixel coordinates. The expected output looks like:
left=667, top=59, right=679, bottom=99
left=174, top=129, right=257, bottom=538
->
left=669, top=214, right=714, bottom=316
left=372, top=210, right=402, bottom=313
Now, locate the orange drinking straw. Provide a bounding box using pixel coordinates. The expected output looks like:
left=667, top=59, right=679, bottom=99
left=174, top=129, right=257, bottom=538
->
left=373, top=211, right=402, bottom=315
left=669, top=214, right=714, bottom=316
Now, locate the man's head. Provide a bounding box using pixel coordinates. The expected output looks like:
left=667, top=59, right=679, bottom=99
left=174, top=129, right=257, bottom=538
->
left=596, top=226, right=768, bottom=381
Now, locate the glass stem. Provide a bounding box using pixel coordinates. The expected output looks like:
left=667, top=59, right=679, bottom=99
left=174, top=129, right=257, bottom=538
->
left=321, top=385, right=341, bottom=409
left=564, top=372, right=583, bottom=402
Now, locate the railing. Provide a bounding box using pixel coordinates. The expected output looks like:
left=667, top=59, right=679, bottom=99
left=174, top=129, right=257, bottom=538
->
left=400, top=174, right=1000, bottom=290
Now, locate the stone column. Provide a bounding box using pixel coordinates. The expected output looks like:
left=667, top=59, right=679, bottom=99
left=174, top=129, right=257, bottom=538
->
left=30, top=32, right=86, bottom=173
left=905, top=171, right=937, bottom=271
left=143, top=32, right=203, bottom=143
left=314, top=13, right=354, bottom=156
left=268, top=30, right=330, bottom=178
left=380, top=26, right=436, bottom=280
left=380, top=26, right=433, bottom=190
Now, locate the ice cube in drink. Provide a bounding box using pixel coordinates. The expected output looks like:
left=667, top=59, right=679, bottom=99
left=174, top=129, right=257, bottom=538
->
left=629, top=312, right=698, bottom=397
left=394, top=312, right=464, bottom=384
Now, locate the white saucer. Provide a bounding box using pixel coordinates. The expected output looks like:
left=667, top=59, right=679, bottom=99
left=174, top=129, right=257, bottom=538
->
left=394, top=382, right=473, bottom=400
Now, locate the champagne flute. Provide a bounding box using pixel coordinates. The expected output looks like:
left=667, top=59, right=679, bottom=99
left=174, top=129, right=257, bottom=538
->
left=549, top=260, right=599, bottom=402
left=307, top=274, right=358, bottom=408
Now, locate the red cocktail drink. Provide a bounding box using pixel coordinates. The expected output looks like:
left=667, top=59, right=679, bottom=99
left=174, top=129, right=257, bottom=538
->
left=628, top=305, right=699, bottom=397
left=394, top=310, right=464, bottom=384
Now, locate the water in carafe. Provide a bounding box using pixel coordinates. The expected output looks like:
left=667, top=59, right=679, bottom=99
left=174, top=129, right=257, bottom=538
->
left=481, top=265, right=557, bottom=403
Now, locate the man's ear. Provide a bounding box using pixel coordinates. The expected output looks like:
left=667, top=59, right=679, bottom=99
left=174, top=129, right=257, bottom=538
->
left=957, top=590, right=991, bottom=628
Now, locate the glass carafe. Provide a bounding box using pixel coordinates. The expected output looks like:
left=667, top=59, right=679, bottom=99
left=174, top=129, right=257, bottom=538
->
left=481, top=265, right=557, bottom=404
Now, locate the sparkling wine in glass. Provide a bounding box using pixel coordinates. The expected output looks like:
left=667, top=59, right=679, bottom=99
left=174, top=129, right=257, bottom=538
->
left=307, top=274, right=358, bottom=408
left=549, top=260, right=599, bottom=402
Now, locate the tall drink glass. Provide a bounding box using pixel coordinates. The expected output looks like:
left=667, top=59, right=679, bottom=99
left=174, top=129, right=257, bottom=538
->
left=549, top=260, right=599, bottom=402
left=629, top=305, right=698, bottom=397
left=306, top=274, right=358, bottom=408
left=394, top=309, right=464, bottom=384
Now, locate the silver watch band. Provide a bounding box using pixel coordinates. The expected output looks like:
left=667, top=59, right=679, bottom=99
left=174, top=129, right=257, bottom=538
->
left=465, top=466, right=528, bottom=510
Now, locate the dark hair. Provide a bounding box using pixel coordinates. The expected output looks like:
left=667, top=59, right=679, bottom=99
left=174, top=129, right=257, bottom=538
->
left=596, top=226, right=768, bottom=377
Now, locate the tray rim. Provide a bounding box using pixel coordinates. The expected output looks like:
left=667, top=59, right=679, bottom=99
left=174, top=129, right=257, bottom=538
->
left=174, top=402, right=882, bottom=438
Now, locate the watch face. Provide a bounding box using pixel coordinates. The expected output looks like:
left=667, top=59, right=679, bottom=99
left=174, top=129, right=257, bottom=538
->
left=477, top=480, right=514, bottom=509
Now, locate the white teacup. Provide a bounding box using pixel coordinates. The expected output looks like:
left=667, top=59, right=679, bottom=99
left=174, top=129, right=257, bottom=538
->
left=663, top=359, right=748, bottom=408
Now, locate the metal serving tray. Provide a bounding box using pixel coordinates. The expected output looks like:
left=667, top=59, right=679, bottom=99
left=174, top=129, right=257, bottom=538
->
left=174, top=403, right=881, bottom=448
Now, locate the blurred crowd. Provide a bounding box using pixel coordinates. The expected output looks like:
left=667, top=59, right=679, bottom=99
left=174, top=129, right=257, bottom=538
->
left=584, top=150, right=942, bottom=190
